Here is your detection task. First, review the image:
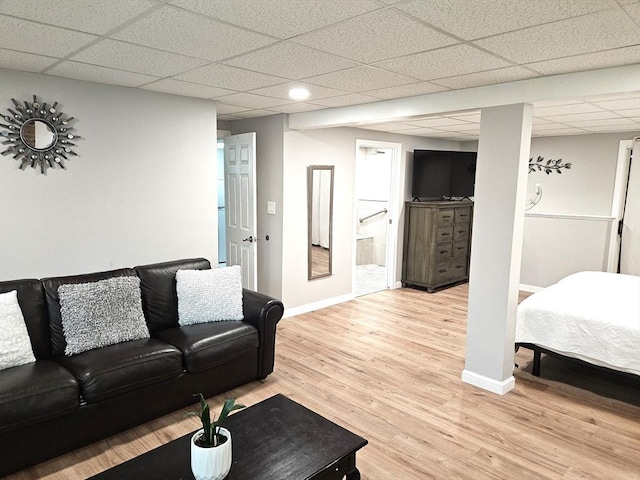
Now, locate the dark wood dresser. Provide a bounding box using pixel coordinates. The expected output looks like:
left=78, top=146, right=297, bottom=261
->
left=402, top=201, right=473, bottom=292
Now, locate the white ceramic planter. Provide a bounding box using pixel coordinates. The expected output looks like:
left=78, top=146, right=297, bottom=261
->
left=190, top=427, right=232, bottom=480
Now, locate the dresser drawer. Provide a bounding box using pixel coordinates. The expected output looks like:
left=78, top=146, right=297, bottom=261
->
left=437, top=209, right=455, bottom=224
left=452, top=241, right=468, bottom=258
left=455, top=208, right=472, bottom=223
left=436, top=226, right=454, bottom=243
left=435, top=243, right=453, bottom=261
left=453, top=225, right=469, bottom=242
left=434, top=259, right=468, bottom=283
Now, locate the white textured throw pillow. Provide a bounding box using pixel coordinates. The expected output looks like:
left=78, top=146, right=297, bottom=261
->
left=0, top=290, right=36, bottom=371
left=58, top=276, right=150, bottom=356
left=176, top=266, right=243, bottom=326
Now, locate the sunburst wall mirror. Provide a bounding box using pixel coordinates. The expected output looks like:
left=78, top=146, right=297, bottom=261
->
left=0, top=95, right=80, bottom=174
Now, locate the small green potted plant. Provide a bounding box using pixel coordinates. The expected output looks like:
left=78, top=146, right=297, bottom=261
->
left=186, top=393, right=245, bottom=480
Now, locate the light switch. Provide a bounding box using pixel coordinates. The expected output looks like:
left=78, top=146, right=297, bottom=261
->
left=266, top=201, right=276, bottom=215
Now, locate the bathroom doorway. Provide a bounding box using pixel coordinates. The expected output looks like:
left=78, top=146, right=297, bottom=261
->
left=354, top=140, right=401, bottom=297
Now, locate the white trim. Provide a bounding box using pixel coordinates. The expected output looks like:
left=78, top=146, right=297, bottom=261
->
left=283, top=293, right=354, bottom=318
left=394, top=280, right=403, bottom=289
left=524, top=212, right=615, bottom=222
left=519, top=283, right=543, bottom=293
left=607, top=140, right=634, bottom=272
left=461, top=370, right=516, bottom=395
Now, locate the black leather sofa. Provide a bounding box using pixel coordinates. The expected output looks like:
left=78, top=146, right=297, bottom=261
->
left=0, top=258, right=284, bottom=477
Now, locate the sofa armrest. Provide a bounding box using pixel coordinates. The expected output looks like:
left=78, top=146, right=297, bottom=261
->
left=241, top=289, right=284, bottom=379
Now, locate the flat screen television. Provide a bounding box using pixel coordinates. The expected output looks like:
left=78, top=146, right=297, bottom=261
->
left=412, top=149, right=477, bottom=199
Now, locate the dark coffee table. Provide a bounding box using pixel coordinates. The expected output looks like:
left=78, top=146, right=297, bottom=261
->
left=88, top=394, right=367, bottom=480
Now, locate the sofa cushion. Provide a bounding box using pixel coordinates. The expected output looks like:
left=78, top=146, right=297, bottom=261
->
left=0, top=279, right=50, bottom=359
left=154, top=322, right=258, bottom=373
left=0, top=290, right=36, bottom=371
left=135, top=258, right=210, bottom=333
left=176, top=266, right=243, bottom=326
left=0, top=360, right=80, bottom=433
left=55, top=338, right=182, bottom=403
left=42, top=268, right=137, bottom=357
left=58, top=276, right=150, bottom=355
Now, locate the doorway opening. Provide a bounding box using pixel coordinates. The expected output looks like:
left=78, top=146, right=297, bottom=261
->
left=217, top=139, right=226, bottom=267
left=353, top=140, right=401, bottom=297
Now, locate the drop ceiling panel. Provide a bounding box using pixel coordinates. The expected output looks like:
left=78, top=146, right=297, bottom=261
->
left=214, top=93, right=292, bottom=110
left=215, top=103, right=252, bottom=115
left=525, top=45, right=640, bottom=75
left=565, top=117, right=638, bottom=127
left=293, top=9, right=458, bottom=64
left=583, top=124, right=640, bottom=132
left=432, top=66, right=539, bottom=89
left=112, top=6, right=276, bottom=62
left=364, top=81, right=448, bottom=99
left=267, top=103, right=325, bottom=114
left=223, top=42, right=359, bottom=79
left=474, top=10, right=640, bottom=64
left=406, top=117, right=472, bottom=128
left=624, top=3, right=640, bottom=24
left=591, top=98, right=640, bottom=111
left=375, top=44, right=511, bottom=80
left=71, top=39, right=209, bottom=77
left=142, top=80, right=235, bottom=98
left=169, top=0, right=379, bottom=39
left=305, top=66, right=417, bottom=92
left=174, top=64, right=286, bottom=91
left=310, top=93, right=381, bottom=108
left=0, top=0, right=158, bottom=35
left=532, top=127, right=590, bottom=136
left=534, top=103, right=605, bottom=116
left=0, top=49, right=58, bottom=72
left=0, top=15, right=97, bottom=57
left=250, top=82, right=349, bottom=101
left=541, top=111, right=622, bottom=122
left=47, top=61, right=158, bottom=87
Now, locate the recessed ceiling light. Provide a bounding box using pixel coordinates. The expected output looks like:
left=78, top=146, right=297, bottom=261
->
left=288, top=87, right=310, bottom=101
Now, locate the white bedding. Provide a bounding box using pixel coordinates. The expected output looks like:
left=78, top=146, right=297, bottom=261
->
left=516, top=271, right=640, bottom=376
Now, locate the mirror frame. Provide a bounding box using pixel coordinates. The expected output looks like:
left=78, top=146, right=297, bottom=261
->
left=0, top=95, right=80, bottom=174
left=307, top=165, right=334, bottom=280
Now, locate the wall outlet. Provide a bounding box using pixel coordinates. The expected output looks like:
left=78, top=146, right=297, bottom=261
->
left=266, top=201, right=276, bottom=215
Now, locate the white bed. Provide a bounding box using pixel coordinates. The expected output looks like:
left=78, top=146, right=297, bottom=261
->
left=516, top=271, right=640, bottom=376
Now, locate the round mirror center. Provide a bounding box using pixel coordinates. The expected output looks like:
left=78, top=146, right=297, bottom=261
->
left=20, top=119, right=58, bottom=151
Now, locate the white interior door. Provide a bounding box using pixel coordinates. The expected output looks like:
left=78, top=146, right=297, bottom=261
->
left=224, top=132, right=257, bottom=291
left=620, top=143, right=639, bottom=275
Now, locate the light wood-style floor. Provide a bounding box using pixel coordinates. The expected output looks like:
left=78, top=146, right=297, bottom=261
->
left=8, top=285, right=640, bottom=480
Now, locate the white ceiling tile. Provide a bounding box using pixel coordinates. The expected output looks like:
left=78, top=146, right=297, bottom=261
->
left=447, top=112, right=482, bottom=123
left=535, top=103, right=605, bottom=116
left=624, top=3, right=640, bottom=25
left=616, top=108, right=640, bottom=117
left=616, top=0, right=640, bottom=5
left=581, top=125, right=639, bottom=133
left=215, top=103, right=252, bottom=115
left=174, top=64, right=286, bottom=91
left=0, top=49, right=59, bottom=72
left=311, top=93, right=381, bottom=108
left=0, top=0, right=158, bottom=35
left=534, top=98, right=595, bottom=107
left=214, top=93, right=292, bottom=109
left=46, top=61, right=159, bottom=87
left=170, top=0, right=378, bottom=38
left=532, top=128, right=590, bottom=136
left=360, top=123, right=419, bottom=132
left=375, top=44, right=510, bottom=80
left=249, top=82, right=349, bottom=101
left=141, top=79, right=235, bottom=98
left=433, top=66, right=539, bottom=89
left=582, top=92, right=640, bottom=102
left=475, top=10, right=640, bottom=64
left=71, top=39, right=208, bottom=77
left=364, top=82, right=448, bottom=99
left=234, top=109, right=280, bottom=118
left=112, top=6, right=276, bottom=62
left=0, top=15, right=96, bottom=57
left=564, top=118, right=638, bottom=127
left=397, top=0, right=612, bottom=40
left=541, top=111, right=622, bottom=122
left=305, top=66, right=417, bottom=92
left=268, top=103, right=326, bottom=114
left=432, top=123, right=481, bottom=132
left=223, top=42, right=359, bottom=79
left=532, top=123, right=574, bottom=131
left=392, top=127, right=454, bottom=136
left=526, top=45, right=640, bottom=75
left=293, top=9, right=458, bottom=63
left=590, top=98, right=640, bottom=111
left=406, top=117, right=470, bottom=128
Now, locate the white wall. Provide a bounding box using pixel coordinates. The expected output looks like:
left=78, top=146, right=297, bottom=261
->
left=0, top=69, right=218, bottom=280
left=281, top=125, right=458, bottom=310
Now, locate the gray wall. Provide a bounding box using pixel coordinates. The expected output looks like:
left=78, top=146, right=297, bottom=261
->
left=0, top=69, right=218, bottom=280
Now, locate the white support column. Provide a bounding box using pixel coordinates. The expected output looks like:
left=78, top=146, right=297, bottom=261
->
left=462, top=103, right=533, bottom=395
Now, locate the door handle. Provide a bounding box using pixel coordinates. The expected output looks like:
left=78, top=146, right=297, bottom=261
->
left=242, top=236, right=258, bottom=243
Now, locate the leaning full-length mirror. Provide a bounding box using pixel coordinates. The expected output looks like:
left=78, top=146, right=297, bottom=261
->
left=308, top=165, right=334, bottom=280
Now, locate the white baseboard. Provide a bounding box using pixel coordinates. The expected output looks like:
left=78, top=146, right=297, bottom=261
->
left=461, top=370, right=515, bottom=395
left=519, top=283, right=544, bottom=293
left=283, top=293, right=355, bottom=318
left=393, top=281, right=403, bottom=289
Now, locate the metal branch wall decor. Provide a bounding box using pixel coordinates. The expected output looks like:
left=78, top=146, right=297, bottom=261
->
left=0, top=95, right=80, bottom=174
left=528, top=156, right=571, bottom=174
